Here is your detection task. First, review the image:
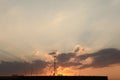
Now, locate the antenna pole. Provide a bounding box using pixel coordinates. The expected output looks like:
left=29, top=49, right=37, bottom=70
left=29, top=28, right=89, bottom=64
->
left=53, top=55, right=56, bottom=76
left=49, top=50, right=57, bottom=76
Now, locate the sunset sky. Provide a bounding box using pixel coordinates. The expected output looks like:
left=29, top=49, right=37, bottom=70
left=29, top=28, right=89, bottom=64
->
left=0, top=0, right=120, bottom=80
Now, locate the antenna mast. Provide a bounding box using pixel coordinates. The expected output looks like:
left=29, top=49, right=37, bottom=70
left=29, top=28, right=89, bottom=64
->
left=49, top=50, right=57, bottom=76
left=53, top=55, right=56, bottom=76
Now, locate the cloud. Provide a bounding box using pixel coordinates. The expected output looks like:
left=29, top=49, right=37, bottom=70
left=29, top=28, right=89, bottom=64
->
left=51, top=48, right=120, bottom=69
left=57, top=53, right=75, bottom=63
left=0, top=48, right=120, bottom=75
left=0, top=60, right=48, bottom=76
left=56, top=52, right=81, bottom=67
left=80, top=48, right=120, bottom=69
left=53, top=45, right=89, bottom=67
left=73, top=45, right=81, bottom=53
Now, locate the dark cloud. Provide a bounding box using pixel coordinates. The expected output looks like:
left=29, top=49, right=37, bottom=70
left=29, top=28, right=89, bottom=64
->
left=54, top=48, right=120, bottom=69
left=0, top=60, right=48, bottom=75
left=74, top=47, right=80, bottom=53
left=56, top=53, right=75, bottom=63
left=77, top=54, right=90, bottom=61
left=56, top=53, right=81, bottom=67
left=0, top=48, right=120, bottom=75
left=57, top=62, right=81, bottom=68
left=49, top=52, right=56, bottom=55
left=80, top=48, right=120, bottom=69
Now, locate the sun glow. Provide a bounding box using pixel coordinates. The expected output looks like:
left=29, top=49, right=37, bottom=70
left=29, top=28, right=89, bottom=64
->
left=36, top=66, right=79, bottom=76
left=56, top=66, right=78, bottom=76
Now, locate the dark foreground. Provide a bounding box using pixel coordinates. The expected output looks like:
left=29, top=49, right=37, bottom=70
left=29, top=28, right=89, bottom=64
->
left=0, top=76, right=108, bottom=80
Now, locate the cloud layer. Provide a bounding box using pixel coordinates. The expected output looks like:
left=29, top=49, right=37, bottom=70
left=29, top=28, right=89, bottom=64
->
left=0, top=48, right=120, bottom=75
left=79, top=48, right=120, bottom=69
left=0, top=60, right=48, bottom=75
